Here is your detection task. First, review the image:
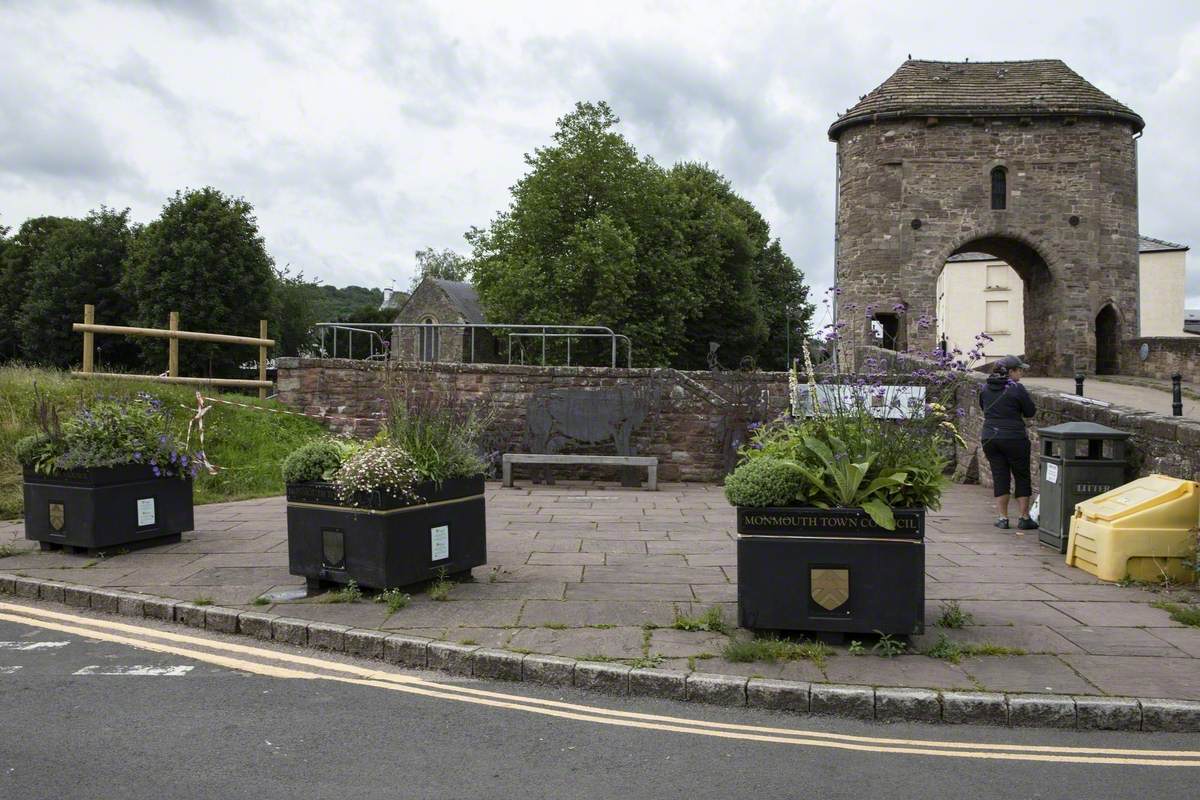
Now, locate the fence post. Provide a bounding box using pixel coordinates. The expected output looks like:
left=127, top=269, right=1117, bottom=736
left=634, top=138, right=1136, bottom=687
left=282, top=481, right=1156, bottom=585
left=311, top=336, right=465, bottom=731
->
left=1075, top=373, right=1085, bottom=397
left=1172, top=373, right=1183, bottom=417
left=82, top=304, right=95, bottom=373
left=259, top=320, right=269, bottom=400
left=168, top=312, right=180, bottom=378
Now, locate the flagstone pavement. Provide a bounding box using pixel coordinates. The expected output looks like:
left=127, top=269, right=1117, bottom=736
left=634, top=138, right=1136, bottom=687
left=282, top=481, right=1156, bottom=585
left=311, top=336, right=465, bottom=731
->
left=3, top=481, right=1199, bottom=700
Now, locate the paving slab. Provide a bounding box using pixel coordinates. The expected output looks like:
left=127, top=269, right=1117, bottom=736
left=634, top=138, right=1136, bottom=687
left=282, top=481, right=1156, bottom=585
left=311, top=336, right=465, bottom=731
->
left=1061, top=655, right=1200, bottom=700
left=959, top=655, right=1100, bottom=695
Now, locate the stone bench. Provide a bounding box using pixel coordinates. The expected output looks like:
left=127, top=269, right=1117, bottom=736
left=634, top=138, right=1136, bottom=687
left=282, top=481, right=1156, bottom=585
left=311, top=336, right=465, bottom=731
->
left=501, top=454, right=658, bottom=491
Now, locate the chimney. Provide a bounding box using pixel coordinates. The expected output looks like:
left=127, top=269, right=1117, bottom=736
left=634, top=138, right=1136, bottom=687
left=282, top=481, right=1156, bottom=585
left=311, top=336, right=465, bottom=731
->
left=381, top=288, right=393, bottom=309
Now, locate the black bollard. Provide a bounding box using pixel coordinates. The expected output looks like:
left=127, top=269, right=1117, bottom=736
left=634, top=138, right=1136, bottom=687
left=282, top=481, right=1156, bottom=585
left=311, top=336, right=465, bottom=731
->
left=1075, top=373, right=1085, bottom=397
left=1172, top=373, right=1183, bottom=416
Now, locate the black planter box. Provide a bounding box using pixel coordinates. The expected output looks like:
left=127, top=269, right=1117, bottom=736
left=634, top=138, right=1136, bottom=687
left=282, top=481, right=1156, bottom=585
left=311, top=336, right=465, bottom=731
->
left=736, top=505, right=925, bottom=636
left=23, top=465, right=194, bottom=553
left=286, top=475, right=487, bottom=591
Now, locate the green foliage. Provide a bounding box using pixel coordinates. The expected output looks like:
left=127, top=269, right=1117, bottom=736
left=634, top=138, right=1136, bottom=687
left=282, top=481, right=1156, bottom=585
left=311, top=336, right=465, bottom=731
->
left=193, top=596, right=214, bottom=606
left=384, top=385, right=488, bottom=485
left=412, top=248, right=471, bottom=290
left=122, top=188, right=275, bottom=377
left=924, top=633, right=1026, bottom=664
left=17, top=208, right=137, bottom=369
left=281, top=439, right=343, bottom=484
left=1152, top=600, right=1200, bottom=627
left=872, top=632, right=907, bottom=658
left=469, top=101, right=811, bottom=367
left=427, top=567, right=452, bottom=601
left=935, top=600, right=974, bottom=630
left=723, top=457, right=807, bottom=507
left=671, top=606, right=730, bottom=634
left=251, top=596, right=271, bottom=606
left=376, top=588, right=412, bottom=614
left=848, top=640, right=866, bottom=656
left=0, top=365, right=325, bottom=519
left=0, top=217, right=72, bottom=362
left=722, top=636, right=833, bottom=667
left=270, top=267, right=321, bottom=357
left=317, top=580, right=363, bottom=604
left=627, top=655, right=665, bottom=669
left=13, top=433, right=53, bottom=471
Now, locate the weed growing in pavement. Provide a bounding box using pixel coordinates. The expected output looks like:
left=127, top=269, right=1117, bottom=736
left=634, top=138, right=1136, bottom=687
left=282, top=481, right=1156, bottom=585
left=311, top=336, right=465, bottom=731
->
left=251, top=596, right=270, bottom=606
left=509, top=647, right=534, bottom=655
left=628, top=655, right=665, bottom=669
left=671, top=606, right=729, bottom=634
left=848, top=640, right=866, bottom=656
left=872, top=632, right=907, bottom=658
left=376, top=588, right=412, bottom=614
left=591, top=623, right=615, bottom=629
left=1153, top=600, right=1200, bottom=627
left=542, top=622, right=569, bottom=630
left=459, top=639, right=478, bottom=646
left=935, top=600, right=974, bottom=629
left=579, top=654, right=620, bottom=663
left=488, top=566, right=500, bottom=583
left=428, top=567, right=452, bottom=601
left=193, top=596, right=214, bottom=606
left=318, top=580, right=363, bottom=604
left=81, top=559, right=99, bottom=569
left=0, top=543, right=23, bottom=558
left=722, top=636, right=833, bottom=668
left=924, top=633, right=1026, bottom=664
left=693, top=652, right=715, bottom=660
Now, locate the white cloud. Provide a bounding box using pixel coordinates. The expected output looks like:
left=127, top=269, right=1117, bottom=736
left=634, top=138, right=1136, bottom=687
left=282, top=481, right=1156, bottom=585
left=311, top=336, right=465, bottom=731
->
left=1, top=0, right=1198, bottom=313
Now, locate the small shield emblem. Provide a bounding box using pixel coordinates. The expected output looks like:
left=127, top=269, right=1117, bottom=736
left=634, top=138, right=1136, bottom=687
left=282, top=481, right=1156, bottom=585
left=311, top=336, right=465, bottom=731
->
left=48, top=502, right=65, bottom=532
left=811, top=568, right=850, bottom=611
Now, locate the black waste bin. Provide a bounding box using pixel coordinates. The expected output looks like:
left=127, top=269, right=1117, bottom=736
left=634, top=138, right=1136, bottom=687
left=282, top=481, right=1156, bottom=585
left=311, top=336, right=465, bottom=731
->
left=1037, top=422, right=1130, bottom=553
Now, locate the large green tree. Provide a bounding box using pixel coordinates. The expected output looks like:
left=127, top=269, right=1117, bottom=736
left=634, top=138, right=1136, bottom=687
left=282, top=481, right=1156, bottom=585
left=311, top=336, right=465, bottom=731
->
left=468, top=101, right=811, bottom=368
left=18, top=208, right=137, bottom=369
left=122, top=188, right=275, bottom=377
left=411, top=247, right=471, bottom=289
left=0, top=216, right=72, bottom=361
left=469, top=102, right=694, bottom=366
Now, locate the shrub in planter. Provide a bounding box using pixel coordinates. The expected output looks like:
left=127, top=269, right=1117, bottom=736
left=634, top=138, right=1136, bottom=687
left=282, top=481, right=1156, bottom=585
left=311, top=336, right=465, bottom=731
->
left=731, top=352, right=970, bottom=636
left=285, top=388, right=492, bottom=593
left=17, top=391, right=200, bottom=552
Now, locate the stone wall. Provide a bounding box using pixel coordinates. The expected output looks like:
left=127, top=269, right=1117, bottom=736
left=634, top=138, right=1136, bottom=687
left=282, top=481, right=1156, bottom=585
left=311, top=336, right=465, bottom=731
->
left=275, top=358, right=791, bottom=482
left=857, top=346, right=1200, bottom=490
left=1122, top=337, right=1200, bottom=385
left=833, top=116, right=1141, bottom=376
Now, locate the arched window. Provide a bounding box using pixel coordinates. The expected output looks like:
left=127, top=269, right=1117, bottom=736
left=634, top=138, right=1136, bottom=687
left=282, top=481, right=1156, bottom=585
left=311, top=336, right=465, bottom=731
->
left=990, top=166, right=1007, bottom=210
left=419, top=317, right=439, bottom=362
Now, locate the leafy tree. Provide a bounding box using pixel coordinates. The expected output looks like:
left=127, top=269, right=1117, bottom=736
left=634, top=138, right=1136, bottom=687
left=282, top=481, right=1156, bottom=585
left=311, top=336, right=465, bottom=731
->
left=469, top=101, right=694, bottom=366
left=411, top=247, right=470, bottom=289
left=311, top=284, right=385, bottom=321
left=17, top=208, right=137, bottom=369
left=270, top=267, right=321, bottom=357
left=0, top=216, right=73, bottom=361
left=754, top=239, right=814, bottom=371
left=122, top=188, right=275, bottom=378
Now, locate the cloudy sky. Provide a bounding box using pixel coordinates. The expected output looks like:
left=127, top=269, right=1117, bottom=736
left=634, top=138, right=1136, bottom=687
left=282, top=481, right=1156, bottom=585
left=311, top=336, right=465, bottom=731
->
left=3, top=0, right=1200, bottom=328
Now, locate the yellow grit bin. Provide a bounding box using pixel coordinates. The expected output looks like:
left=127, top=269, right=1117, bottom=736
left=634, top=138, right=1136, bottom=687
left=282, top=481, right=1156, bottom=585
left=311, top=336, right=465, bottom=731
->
left=1065, top=475, right=1198, bottom=583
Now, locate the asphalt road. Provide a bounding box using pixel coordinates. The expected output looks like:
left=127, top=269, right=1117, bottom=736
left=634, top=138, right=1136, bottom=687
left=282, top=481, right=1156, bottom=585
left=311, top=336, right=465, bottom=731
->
left=1, top=602, right=1198, bottom=800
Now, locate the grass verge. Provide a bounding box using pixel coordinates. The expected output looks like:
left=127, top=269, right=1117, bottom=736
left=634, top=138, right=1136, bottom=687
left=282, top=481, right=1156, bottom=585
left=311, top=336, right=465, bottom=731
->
left=1152, top=600, right=1200, bottom=627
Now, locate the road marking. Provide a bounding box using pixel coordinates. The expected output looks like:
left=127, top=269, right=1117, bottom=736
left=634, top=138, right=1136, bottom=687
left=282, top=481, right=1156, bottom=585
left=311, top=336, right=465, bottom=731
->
left=0, top=666, right=21, bottom=674
left=74, top=665, right=194, bottom=676
left=0, top=640, right=70, bottom=651
left=1, top=602, right=1198, bottom=767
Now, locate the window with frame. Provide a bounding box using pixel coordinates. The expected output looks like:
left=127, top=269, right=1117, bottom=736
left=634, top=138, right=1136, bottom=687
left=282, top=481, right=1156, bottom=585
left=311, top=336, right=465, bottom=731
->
left=418, top=317, right=439, bottom=362
left=990, top=166, right=1007, bottom=210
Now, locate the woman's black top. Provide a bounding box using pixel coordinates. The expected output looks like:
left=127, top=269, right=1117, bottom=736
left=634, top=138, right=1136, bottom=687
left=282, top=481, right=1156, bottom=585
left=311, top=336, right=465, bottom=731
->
left=978, top=374, right=1036, bottom=440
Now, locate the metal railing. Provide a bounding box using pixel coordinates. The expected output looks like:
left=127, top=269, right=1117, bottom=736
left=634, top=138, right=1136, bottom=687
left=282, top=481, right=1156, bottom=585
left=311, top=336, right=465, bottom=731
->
left=312, top=322, right=633, bottom=368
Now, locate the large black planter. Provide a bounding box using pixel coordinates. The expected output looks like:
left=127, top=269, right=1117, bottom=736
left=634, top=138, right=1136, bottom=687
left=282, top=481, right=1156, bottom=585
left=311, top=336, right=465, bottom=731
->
left=23, top=465, right=194, bottom=554
left=286, top=475, right=487, bottom=592
left=736, top=505, right=925, bottom=636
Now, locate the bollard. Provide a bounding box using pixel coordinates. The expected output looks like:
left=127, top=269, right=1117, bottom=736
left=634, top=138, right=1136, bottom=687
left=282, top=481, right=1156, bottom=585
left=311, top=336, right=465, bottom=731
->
left=1172, top=373, right=1183, bottom=417
left=1075, top=373, right=1085, bottom=397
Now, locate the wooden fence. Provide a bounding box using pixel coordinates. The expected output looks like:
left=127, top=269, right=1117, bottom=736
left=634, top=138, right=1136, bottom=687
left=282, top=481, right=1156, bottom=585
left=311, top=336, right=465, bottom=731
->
left=72, top=304, right=275, bottom=399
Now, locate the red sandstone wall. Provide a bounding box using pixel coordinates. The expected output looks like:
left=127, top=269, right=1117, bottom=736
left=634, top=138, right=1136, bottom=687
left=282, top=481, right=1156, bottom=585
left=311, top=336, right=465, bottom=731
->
left=275, top=358, right=791, bottom=483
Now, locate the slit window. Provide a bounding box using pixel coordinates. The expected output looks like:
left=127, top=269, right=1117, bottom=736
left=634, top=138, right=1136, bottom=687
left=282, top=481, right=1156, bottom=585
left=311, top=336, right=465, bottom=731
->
left=990, top=166, right=1007, bottom=210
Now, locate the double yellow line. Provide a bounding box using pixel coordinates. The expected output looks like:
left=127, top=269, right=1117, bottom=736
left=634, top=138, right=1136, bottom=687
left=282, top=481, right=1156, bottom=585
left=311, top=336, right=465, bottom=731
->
left=2, top=600, right=1198, bottom=767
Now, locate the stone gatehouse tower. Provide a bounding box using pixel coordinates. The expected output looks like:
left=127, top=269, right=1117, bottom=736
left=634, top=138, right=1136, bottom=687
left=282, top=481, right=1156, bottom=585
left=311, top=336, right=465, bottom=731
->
left=829, top=59, right=1144, bottom=375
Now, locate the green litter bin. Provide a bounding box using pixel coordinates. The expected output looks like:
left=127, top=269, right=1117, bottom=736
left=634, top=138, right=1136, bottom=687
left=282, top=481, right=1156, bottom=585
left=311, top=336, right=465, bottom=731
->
left=1037, top=422, right=1130, bottom=553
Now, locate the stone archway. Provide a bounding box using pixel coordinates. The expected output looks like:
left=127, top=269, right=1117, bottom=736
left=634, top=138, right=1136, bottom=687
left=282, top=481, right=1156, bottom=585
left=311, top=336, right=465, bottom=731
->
left=1096, top=304, right=1121, bottom=375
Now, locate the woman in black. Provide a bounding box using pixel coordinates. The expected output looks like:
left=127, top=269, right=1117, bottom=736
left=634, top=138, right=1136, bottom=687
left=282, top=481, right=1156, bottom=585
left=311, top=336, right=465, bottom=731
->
left=979, top=355, right=1037, bottom=530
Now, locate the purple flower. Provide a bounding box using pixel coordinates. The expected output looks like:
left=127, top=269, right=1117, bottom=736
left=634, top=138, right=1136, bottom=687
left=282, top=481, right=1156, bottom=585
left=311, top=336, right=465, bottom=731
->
left=132, top=451, right=142, bottom=462
left=152, top=466, right=161, bottom=477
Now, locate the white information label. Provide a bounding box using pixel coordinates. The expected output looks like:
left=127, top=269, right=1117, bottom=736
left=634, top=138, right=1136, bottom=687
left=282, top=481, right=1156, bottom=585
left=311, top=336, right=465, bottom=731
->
left=1044, top=463, right=1059, bottom=485
left=430, top=525, right=450, bottom=561
left=137, top=497, right=156, bottom=527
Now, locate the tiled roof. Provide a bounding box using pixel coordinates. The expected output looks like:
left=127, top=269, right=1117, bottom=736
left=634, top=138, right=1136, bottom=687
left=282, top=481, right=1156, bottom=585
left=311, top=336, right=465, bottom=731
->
left=830, top=59, right=1143, bottom=139
left=947, top=235, right=1188, bottom=264
left=432, top=279, right=486, bottom=324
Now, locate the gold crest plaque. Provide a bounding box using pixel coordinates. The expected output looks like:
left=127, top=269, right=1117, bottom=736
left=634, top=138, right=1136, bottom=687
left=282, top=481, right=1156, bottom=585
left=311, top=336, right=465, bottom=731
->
left=810, top=568, right=849, bottom=611
left=48, top=502, right=65, bottom=532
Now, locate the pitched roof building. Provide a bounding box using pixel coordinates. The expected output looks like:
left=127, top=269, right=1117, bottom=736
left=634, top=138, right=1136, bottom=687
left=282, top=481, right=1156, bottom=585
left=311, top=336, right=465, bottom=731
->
left=390, top=277, right=490, bottom=362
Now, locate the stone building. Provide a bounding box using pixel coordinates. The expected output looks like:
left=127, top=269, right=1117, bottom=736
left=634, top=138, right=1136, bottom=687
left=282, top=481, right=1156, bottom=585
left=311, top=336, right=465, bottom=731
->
left=390, top=277, right=495, bottom=363
left=936, top=235, right=1190, bottom=361
left=830, top=59, right=1145, bottom=375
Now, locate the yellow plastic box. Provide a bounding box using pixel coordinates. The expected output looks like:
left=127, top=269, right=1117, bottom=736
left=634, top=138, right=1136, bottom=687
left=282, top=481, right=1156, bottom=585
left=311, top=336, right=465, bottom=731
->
left=1065, top=474, right=1198, bottom=583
